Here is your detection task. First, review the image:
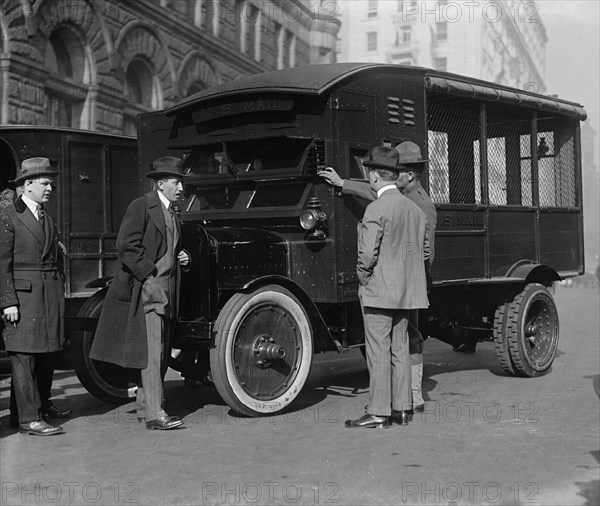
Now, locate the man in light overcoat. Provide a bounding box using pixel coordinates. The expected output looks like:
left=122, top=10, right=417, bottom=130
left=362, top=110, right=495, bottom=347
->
left=90, top=156, right=190, bottom=430
left=344, top=147, right=429, bottom=429
left=1, top=157, right=68, bottom=436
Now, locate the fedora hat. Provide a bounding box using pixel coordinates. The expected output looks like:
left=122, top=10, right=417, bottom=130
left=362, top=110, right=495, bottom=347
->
left=145, top=156, right=188, bottom=179
left=10, top=157, right=60, bottom=184
left=394, top=141, right=428, bottom=165
left=362, top=146, right=401, bottom=171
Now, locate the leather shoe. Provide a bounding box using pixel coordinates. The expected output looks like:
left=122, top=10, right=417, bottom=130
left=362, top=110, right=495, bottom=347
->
left=406, top=404, right=425, bottom=415
left=391, top=410, right=410, bottom=425
left=42, top=404, right=72, bottom=419
left=19, top=420, right=65, bottom=436
left=146, top=415, right=184, bottom=430
left=345, top=413, right=390, bottom=429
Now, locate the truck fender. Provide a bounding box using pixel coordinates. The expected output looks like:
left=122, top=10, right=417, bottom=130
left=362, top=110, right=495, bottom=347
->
left=506, top=260, right=560, bottom=286
left=85, top=276, right=113, bottom=289
left=221, top=275, right=340, bottom=353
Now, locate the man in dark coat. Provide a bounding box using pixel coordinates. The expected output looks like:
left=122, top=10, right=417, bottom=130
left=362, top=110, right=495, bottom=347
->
left=318, top=141, right=437, bottom=414
left=1, top=157, right=69, bottom=436
left=90, top=157, right=190, bottom=430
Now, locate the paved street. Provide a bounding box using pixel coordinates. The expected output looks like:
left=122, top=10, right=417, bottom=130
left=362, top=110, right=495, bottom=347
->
left=1, top=285, right=599, bottom=506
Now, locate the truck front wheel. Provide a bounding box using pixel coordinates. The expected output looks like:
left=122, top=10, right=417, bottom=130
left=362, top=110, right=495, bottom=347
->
left=210, top=285, right=313, bottom=416
left=505, top=283, right=559, bottom=377
left=72, top=290, right=139, bottom=404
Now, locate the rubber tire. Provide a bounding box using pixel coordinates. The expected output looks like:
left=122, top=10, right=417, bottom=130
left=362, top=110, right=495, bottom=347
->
left=506, top=283, right=559, bottom=377
left=493, top=302, right=517, bottom=376
left=72, top=290, right=138, bottom=404
left=210, top=285, right=313, bottom=416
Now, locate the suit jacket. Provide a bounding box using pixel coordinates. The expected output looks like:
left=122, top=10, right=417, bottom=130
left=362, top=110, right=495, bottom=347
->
left=343, top=179, right=436, bottom=264
left=90, top=191, right=185, bottom=368
left=357, top=189, right=429, bottom=310
left=0, top=197, right=65, bottom=352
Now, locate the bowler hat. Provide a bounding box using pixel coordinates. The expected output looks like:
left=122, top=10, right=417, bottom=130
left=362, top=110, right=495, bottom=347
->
left=362, top=146, right=401, bottom=171
left=145, top=156, right=188, bottom=179
left=394, top=141, right=428, bottom=165
left=10, top=157, right=60, bottom=184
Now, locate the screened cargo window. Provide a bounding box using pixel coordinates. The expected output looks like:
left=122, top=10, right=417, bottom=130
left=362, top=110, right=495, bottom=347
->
left=427, top=97, right=482, bottom=204
left=486, top=106, right=533, bottom=206
left=537, top=116, right=577, bottom=207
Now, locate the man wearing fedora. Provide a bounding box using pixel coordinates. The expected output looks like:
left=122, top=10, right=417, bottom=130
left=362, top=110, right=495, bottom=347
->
left=90, top=156, right=190, bottom=430
left=1, top=157, right=70, bottom=435
left=319, top=140, right=436, bottom=414
left=345, top=146, right=429, bottom=429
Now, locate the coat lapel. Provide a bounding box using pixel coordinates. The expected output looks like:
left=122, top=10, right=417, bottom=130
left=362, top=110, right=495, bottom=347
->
left=146, top=191, right=166, bottom=238
left=14, top=197, right=45, bottom=248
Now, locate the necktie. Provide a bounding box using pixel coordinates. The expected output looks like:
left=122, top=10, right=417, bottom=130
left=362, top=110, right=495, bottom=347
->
left=37, top=205, right=45, bottom=223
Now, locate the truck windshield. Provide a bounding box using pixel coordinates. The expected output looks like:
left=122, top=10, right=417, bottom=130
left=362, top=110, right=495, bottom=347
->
left=183, top=137, right=317, bottom=180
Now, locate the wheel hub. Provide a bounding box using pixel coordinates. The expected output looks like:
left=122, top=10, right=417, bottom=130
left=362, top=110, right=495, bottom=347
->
left=253, top=335, right=286, bottom=368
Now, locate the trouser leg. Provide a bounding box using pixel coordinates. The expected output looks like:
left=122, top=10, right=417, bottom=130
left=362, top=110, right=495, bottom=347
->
left=9, top=353, right=41, bottom=423
left=139, top=312, right=167, bottom=421
left=408, top=309, right=424, bottom=407
left=35, top=352, right=57, bottom=410
left=362, top=306, right=393, bottom=417
left=391, top=310, right=411, bottom=412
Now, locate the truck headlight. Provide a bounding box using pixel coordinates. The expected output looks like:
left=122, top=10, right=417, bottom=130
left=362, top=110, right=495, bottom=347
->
left=300, top=209, right=325, bottom=230
left=299, top=197, right=327, bottom=239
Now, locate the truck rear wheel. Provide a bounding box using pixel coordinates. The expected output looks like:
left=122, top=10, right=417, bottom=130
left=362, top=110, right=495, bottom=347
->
left=210, top=284, right=313, bottom=416
left=493, top=303, right=517, bottom=376
left=505, top=283, right=559, bottom=377
left=72, top=290, right=139, bottom=404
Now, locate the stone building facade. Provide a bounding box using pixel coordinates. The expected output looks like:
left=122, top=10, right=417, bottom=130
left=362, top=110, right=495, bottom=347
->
left=0, top=0, right=340, bottom=134
left=335, top=0, right=547, bottom=93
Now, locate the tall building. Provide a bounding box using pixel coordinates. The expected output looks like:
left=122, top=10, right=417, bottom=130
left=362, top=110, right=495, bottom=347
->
left=335, top=0, right=547, bottom=92
left=0, top=0, right=340, bottom=135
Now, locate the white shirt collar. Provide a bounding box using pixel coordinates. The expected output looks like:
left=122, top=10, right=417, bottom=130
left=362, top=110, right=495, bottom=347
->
left=377, top=184, right=398, bottom=198
left=21, top=195, right=41, bottom=218
left=157, top=191, right=171, bottom=210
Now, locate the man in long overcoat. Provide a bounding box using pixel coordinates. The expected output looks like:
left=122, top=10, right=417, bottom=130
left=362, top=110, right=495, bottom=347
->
left=344, top=147, right=429, bottom=429
left=90, top=156, right=190, bottom=430
left=318, top=141, right=436, bottom=413
left=1, top=157, right=68, bottom=436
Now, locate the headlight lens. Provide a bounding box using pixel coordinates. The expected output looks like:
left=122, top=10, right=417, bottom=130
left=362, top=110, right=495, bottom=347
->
left=300, top=209, right=318, bottom=230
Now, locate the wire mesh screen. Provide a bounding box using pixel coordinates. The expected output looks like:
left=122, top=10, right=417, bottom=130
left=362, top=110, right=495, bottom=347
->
left=427, top=97, right=481, bottom=204
left=486, top=107, right=533, bottom=206
left=537, top=116, right=578, bottom=207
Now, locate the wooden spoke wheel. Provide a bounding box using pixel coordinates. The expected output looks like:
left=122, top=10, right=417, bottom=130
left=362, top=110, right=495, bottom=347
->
left=210, top=285, right=313, bottom=416
left=505, top=283, right=559, bottom=377
left=72, top=290, right=139, bottom=404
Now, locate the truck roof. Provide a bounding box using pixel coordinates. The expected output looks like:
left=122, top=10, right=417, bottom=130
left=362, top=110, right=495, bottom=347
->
left=165, top=63, right=587, bottom=120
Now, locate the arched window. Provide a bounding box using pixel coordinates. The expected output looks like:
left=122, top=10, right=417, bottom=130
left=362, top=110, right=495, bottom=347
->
left=186, top=82, right=206, bottom=97
left=44, top=25, right=94, bottom=128
left=123, top=57, right=162, bottom=136
left=236, top=0, right=261, bottom=59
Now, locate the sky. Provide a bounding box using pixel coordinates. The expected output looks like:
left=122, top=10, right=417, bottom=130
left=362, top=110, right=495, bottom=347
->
left=541, top=0, right=599, bottom=144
